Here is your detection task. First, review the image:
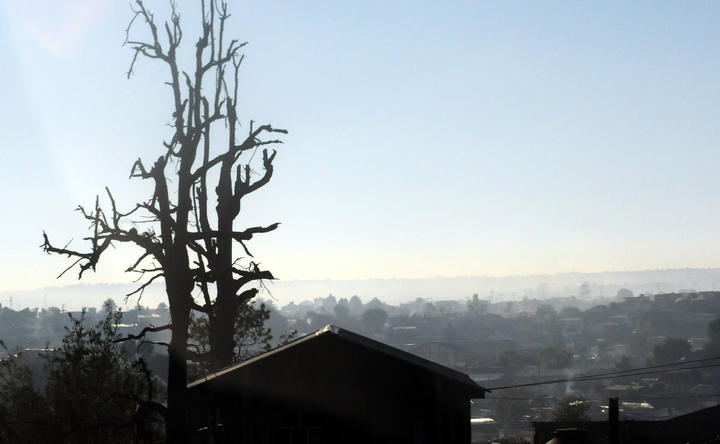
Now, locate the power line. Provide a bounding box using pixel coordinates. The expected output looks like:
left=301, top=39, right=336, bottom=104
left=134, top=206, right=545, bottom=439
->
left=619, top=393, right=720, bottom=401
left=488, top=362, right=720, bottom=390
left=486, top=356, right=720, bottom=391
left=486, top=393, right=720, bottom=402
left=483, top=355, right=720, bottom=390
left=571, top=362, right=720, bottom=384
left=569, top=355, right=720, bottom=381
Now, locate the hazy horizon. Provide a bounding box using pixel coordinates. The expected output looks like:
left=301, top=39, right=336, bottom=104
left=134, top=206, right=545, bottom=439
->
left=4, top=267, right=720, bottom=311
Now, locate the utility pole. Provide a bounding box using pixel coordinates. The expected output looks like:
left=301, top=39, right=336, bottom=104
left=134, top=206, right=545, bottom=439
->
left=609, top=397, right=619, bottom=444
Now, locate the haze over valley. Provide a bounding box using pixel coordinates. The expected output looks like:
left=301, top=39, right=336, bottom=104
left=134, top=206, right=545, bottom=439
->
left=4, top=268, right=720, bottom=311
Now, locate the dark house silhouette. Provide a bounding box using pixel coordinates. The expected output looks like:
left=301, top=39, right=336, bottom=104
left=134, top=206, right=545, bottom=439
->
left=188, top=325, right=487, bottom=443
left=532, top=404, right=720, bottom=444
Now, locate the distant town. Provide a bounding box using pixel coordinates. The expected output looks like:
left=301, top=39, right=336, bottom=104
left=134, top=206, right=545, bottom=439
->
left=2, top=287, right=718, bottom=442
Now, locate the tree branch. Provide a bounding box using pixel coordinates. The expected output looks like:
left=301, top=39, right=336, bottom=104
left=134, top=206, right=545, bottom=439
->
left=187, top=223, right=280, bottom=242
left=115, top=324, right=173, bottom=343
left=125, top=272, right=164, bottom=301
left=190, top=125, right=286, bottom=181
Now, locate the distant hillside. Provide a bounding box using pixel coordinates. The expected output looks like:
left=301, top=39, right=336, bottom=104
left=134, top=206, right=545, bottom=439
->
left=3, top=268, right=720, bottom=310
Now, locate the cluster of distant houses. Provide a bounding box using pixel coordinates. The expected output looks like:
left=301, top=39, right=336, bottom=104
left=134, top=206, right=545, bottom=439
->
left=184, top=322, right=720, bottom=443
left=3, top=291, right=720, bottom=443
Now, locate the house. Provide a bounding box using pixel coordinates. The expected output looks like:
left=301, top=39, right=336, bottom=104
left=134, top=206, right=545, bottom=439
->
left=653, top=293, right=683, bottom=309
left=532, top=404, right=720, bottom=444
left=188, top=325, right=487, bottom=444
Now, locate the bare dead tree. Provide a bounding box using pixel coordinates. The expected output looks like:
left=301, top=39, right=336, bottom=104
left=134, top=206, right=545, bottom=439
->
left=42, top=1, right=285, bottom=441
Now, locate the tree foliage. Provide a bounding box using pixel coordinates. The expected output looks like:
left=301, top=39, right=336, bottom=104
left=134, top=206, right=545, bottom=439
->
left=362, top=308, right=388, bottom=335
left=616, top=288, right=633, bottom=299
left=0, top=301, right=161, bottom=443
left=467, top=293, right=488, bottom=318
left=189, top=300, right=295, bottom=375
left=333, top=303, right=350, bottom=319
left=0, top=344, right=50, bottom=443
left=47, top=302, right=162, bottom=443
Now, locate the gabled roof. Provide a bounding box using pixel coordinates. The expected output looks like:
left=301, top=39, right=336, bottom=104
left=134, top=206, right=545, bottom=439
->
left=188, top=324, right=487, bottom=397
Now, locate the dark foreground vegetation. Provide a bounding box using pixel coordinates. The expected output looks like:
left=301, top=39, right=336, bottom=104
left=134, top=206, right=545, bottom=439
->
left=0, top=301, right=163, bottom=443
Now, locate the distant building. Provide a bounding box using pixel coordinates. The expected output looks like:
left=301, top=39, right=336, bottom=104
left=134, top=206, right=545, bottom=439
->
left=188, top=325, right=486, bottom=444
left=621, top=295, right=651, bottom=312
left=653, top=293, right=683, bottom=308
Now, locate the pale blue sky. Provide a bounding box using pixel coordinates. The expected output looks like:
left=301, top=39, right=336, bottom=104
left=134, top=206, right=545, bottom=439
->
left=1, top=1, right=720, bottom=292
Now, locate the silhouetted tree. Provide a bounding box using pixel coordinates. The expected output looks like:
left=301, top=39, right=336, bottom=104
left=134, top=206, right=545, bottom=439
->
left=319, top=294, right=338, bottom=314
left=333, top=303, right=350, bottom=319
left=362, top=308, right=388, bottom=335
left=0, top=343, right=51, bottom=443
left=41, top=1, right=285, bottom=440
left=306, top=310, right=336, bottom=330
left=616, top=288, right=633, bottom=299
left=579, top=282, right=591, bottom=298
left=348, top=295, right=363, bottom=316
left=423, top=302, right=439, bottom=317
left=467, top=293, right=488, bottom=318
left=189, top=300, right=295, bottom=375
left=45, top=302, right=161, bottom=443
left=0, top=301, right=161, bottom=443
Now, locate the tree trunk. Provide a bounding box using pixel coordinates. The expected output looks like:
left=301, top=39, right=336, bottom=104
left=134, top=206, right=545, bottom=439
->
left=209, top=286, right=237, bottom=371
left=166, top=338, right=188, bottom=443
left=209, top=157, right=239, bottom=372
left=165, top=277, right=191, bottom=444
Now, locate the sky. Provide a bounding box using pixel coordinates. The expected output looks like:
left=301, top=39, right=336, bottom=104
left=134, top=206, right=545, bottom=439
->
left=1, top=1, right=720, bottom=295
